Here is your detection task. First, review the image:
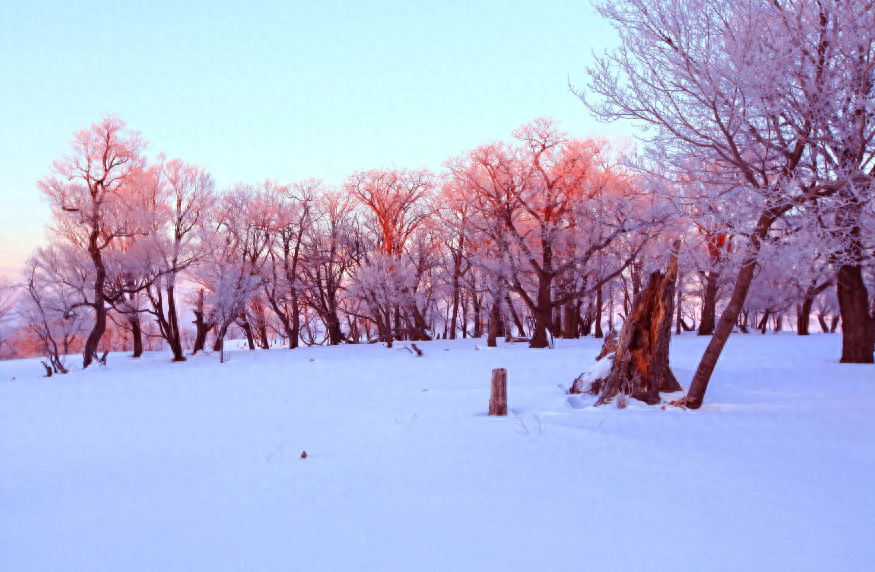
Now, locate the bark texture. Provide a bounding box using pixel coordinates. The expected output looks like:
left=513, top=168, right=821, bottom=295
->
left=488, top=368, right=508, bottom=416
left=837, top=264, right=874, bottom=363
left=594, top=247, right=682, bottom=406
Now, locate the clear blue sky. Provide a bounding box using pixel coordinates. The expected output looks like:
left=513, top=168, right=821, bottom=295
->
left=0, top=0, right=630, bottom=274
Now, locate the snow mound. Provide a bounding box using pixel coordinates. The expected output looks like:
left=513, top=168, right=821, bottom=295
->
left=569, top=353, right=615, bottom=394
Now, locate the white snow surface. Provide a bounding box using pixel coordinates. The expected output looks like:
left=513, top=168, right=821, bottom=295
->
left=1, top=334, right=873, bottom=571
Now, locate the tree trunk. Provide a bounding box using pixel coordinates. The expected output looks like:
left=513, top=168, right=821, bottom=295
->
left=818, top=314, right=829, bottom=333
left=461, top=293, right=468, bottom=338
left=529, top=274, right=553, bottom=348
left=192, top=289, right=211, bottom=355
left=797, top=301, right=811, bottom=335
left=506, top=295, right=525, bottom=337
left=698, top=271, right=719, bottom=335
left=488, top=368, right=507, bottom=416
left=166, top=286, right=186, bottom=361
left=487, top=301, right=500, bottom=347
left=594, top=285, right=604, bottom=338
left=239, top=315, right=256, bottom=350
left=450, top=242, right=463, bottom=340
left=290, top=293, right=301, bottom=348
left=409, top=305, right=433, bottom=341
left=837, top=264, right=874, bottom=363
left=594, top=245, right=682, bottom=406
left=758, top=310, right=771, bottom=334
left=130, top=318, right=143, bottom=358
left=684, top=210, right=781, bottom=409
left=675, top=273, right=683, bottom=335
left=472, top=293, right=483, bottom=338
left=82, top=243, right=107, bottom=369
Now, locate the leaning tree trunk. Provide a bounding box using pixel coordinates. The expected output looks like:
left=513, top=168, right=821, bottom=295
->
left=817, top=314, right=830, bottom=333
left=506, top=295, right=525, bottom=337
left=594, top=245, right=682, bottom=406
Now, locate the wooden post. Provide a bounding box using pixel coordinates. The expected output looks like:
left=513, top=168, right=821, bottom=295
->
left=489, top=368, right=507, bottom=416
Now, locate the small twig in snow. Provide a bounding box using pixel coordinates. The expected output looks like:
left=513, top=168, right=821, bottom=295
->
left=266, top=442, right=287, bottom=463
left=513, top=415, right=529, bottom=435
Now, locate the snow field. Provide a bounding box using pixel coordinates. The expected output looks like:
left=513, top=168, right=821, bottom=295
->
left=1, top=333, right=873, bottom=571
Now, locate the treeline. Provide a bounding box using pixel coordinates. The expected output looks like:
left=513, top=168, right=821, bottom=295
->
left=0, top=0, right=873, bottom=411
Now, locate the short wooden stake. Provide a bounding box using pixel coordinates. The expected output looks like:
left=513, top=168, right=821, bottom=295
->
left=489, top=368, right=507, bottom=416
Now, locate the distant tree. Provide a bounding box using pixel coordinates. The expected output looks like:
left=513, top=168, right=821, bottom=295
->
left=143, top=157, right=216, bottom=361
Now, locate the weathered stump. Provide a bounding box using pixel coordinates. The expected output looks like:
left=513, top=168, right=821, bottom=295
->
left=489, top=368, right=508, bottom=416
left=594, top=243, right=683, bottom=406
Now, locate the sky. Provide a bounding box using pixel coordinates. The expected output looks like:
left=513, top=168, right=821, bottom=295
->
left=0, top=0, right=631, bottom=275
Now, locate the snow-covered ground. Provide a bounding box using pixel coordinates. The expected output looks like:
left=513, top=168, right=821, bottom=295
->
left=1, top=333, right=873, bottom=571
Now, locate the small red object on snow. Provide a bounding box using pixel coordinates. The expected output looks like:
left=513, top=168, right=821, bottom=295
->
left=301, top=451, right=307, bottom=459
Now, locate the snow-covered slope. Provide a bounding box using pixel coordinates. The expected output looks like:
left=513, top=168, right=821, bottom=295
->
left=1, top=334, right=873, bottom=571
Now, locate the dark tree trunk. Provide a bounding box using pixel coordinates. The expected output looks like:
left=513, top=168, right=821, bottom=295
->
left=239, top=315, right=256, bottom=350
left=758, top=310, right=771, bottom=334
left=506, top=295, right=525, bottom=337
left=472, top=293, right=483, bottom=338
left=192, top=289, right=213, bottom=355
left=580, top=301, right=594, bottom=336
left=594, top=285, right=604, bottom=339
left=818, top=314, right=830, bottom=333
left=130, top=318, right=143, bottom=358
left=675, top=273, right=683, bottom=335
left=408, top=306, right=432, bottom=341
left=698, top=271, right=719, bottom=335
left=449, top=240, right=463, bottom=340
left=830, top=314, right=841, bottom=333
left=290, top=293, right=301, bottom=348
left=837, top=264, right=874, bottom=363
left=773, top=313, right=783, bottom=332
left=166, top=286, right=186, bottom=361
left=529, top=274, right=553, bottom=349
left=594, top=246, right=682, bottom=406
left=797, top=300, right=812, bottom=335
left=461, top=293, right=468, bottom=339
left=487, top=301, right=500, bottom=347
left=82, top=241, right=107, bottom=369
left=562, top=302, right=578, bottom=339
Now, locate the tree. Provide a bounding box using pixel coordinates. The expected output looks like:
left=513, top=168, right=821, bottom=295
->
left=446, top=119, right=655, bottom=348
left=194, top=184, right=269, bottom=361
left=262, top=179, right=315, bottom=348
left=580, top=0, right=873, bottom=406
left=20, top=249, right=89, bottom=374
left=38, top=115, right=149, bottom=368
left=0, top=277, right=18, bottom=355
left=346, top=168, right=435, bottom=344
left=142, top=157, right=215, bottom=361
left=301, top=186, right=359, bottom=346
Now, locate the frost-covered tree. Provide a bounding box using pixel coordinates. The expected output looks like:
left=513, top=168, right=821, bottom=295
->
left=446, top=118, right=658, bottom=348
left=38, top=115, right=152, bottom=368
left=581, top=0, right=875, bottom=406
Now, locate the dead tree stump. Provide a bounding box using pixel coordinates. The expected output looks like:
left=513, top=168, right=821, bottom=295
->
left=489, top=368, right=507, bottom=416
left=594, top=243, right=683, bottom=406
